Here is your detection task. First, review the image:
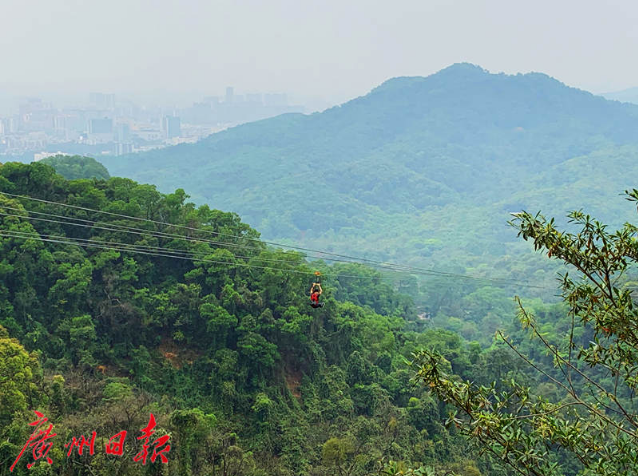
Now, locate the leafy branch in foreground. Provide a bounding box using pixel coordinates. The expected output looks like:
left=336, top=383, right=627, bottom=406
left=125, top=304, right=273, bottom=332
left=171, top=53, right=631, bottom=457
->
left=412, top=191, right=638, bottom=475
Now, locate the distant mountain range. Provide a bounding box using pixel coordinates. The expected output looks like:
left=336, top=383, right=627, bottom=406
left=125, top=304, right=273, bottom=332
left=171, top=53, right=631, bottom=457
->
left=101, top=64, right=638, bottom=285
left=601, top=86, right=638, bottom=105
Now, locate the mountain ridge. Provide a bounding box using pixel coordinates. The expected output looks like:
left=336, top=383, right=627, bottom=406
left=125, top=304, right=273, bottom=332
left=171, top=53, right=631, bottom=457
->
left=101, top=64, right=638, bottom=278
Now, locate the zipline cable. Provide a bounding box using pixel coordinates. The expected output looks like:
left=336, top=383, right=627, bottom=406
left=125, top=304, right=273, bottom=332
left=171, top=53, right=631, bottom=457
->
left=0, top=229, right=411, bottom=281
left=0, top=210, right=551, bottom=288
left=0, top=205, right=424, bottom=271
left=0, top=192, right=496, bottom=276
left=0, top=211, right=348, bottom=268
left=0, top=210, right=432, bottom=274
left=0, top=192, right=553, bottom=289
left=0, top=229, right=554, bottom=288
left=1, top=191, right=428, bottom=274
left=0, top=222, right=361, bottom=272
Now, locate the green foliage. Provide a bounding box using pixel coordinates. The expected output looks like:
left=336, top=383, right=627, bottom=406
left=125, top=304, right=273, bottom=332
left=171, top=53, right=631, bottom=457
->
left=102, top=381, right=133, bottom=402
left=322, top=436, right=356, bottom=473
left=100, top=66, right=638, bottom=342
left=40, top=155, right=110, bottom=180
left=415, top=192, right=638, bottom=475
left=0, top=325, right=40, bottom=426
left=0, top=162, right=494, bottom=475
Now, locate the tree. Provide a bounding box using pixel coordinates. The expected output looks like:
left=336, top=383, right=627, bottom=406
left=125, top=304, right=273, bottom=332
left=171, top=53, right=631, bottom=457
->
left=1, top=160, right=491, bottom=474
left=39, top=155, right=111, bottom=180
left=0, top=326, right=40, bottom=426
left=170, top=408, right=217, bottom=476
left=322, top=437, right=356, bottom=475
left=414, top=191, right=638, bottom=475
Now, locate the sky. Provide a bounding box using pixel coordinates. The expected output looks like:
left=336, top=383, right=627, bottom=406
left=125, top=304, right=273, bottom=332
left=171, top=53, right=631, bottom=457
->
left=1, top=0, right=638, bottom=109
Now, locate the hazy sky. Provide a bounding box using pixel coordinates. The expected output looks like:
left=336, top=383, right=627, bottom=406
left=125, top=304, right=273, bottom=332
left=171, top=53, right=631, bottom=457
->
left=1, top=0, right=638, bottom=108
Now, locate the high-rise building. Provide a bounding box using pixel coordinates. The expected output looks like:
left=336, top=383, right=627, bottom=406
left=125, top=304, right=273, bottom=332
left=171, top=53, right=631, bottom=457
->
left=19, top=98, right=55, bottom=132
left=63, top=113, right=87, bottom=136
left=88, top=118, right=113, bottom=134
left=88, top=118, right=113, bottom=143
left=162, top=116, right=181, bottom=139
left=114, top=143, right=133, bottom=156
left=115, top=123, right=130, bottom=142
left=7, top=117, right=18, bottom=134
left=225, top=87, right=234, bottom=104
left=53, top=115, right=71, bottom=139
left=53, top=115, right=66, bottom=131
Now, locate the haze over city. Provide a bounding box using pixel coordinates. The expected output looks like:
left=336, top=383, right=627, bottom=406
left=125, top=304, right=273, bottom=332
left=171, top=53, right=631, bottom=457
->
left=2, top=0, right=638, bottom=112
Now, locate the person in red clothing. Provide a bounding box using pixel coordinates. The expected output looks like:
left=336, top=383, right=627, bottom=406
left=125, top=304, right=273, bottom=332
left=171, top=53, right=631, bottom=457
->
left=309, top=282, right=324, bottom=308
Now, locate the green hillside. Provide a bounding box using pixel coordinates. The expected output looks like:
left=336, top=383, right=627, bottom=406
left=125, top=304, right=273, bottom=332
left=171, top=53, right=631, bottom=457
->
left=0, top=162, right=511, bottom=475
left=102, top=64, right=638, bottom=275
left=3, top=76, right=636, bottom=472
left=40, top=154, right=111, bottom=180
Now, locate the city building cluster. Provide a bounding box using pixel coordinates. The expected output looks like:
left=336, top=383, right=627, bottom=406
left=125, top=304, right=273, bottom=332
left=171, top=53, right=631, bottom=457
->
left=0, top=88, right=304, bottom=161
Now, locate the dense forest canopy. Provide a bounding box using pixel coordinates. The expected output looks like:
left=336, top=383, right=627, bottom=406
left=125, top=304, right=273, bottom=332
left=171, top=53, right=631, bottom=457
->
left=3, top=66, right=636, bottom=476
left=97, top=63, right=638, bottom=346
left=101, top=64, right=638, bottom=278
left=39, top=155, right=111, bottom=181
left=0, top=162, right=525, bottom=475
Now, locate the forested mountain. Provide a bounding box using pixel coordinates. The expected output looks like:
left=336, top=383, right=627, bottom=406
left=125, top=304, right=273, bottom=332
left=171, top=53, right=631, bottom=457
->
left=3, top=72, right=636, bottom=473
left=0, top=162, right=518, bottom=475
left=102, top=64, right=638, bottom=278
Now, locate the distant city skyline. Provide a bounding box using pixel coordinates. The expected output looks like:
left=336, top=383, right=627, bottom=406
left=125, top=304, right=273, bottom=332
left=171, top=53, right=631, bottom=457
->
left=1, top=69, right=636, bottom=118
left=0, top=86, right=306, bottom=159
left=2, top=0, right=638, bottom=114
left=0, top=87, right=323, bottom=117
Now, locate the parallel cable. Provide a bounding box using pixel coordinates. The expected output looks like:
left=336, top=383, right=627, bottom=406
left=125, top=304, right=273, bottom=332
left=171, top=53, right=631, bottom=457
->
left=0, top=205, right=416, bottom=269
left=2, top=209, right=550, bottom=287
left=0, top=211, right=322, bottom=267
left=0, top=222, right=315, bottom=269
left=0, top=203, right=468, bottom=276
left=0, top=192, right=553, bottom=289
left=0, top=230, right=402, bottom=281
left=0, top=223, right=552, bottom=289
left=2, top=228, right=553, bottom=287
left=0, top=192, right=481, bottom=274
left=0, top=210, right=418, bottom=272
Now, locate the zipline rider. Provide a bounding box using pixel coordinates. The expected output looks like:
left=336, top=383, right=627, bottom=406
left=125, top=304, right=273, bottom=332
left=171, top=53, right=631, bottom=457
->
left=309, top=282, right=324, bottom=308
